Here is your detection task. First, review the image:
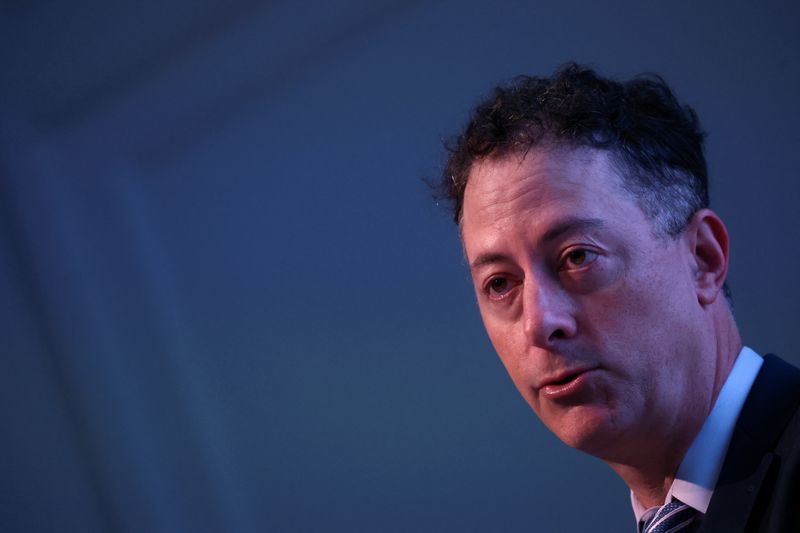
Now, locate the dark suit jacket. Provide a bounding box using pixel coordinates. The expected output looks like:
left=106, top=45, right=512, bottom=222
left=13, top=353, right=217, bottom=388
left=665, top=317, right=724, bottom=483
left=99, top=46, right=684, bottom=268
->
left=698, top=354, right=800, bottom=532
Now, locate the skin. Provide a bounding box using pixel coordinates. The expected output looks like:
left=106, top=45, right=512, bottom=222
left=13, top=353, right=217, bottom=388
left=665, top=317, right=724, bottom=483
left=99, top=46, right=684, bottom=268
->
left=460, top=147, right=741, bottom=508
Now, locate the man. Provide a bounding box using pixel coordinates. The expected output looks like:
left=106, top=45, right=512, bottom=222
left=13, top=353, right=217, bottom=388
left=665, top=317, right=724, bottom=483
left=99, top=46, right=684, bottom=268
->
left=440, top=64, right=800, bottom=531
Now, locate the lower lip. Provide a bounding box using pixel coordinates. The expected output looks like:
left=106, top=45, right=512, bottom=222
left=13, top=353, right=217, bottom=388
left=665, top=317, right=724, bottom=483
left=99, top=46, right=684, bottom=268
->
left=540, top=369, right=596, bottom=399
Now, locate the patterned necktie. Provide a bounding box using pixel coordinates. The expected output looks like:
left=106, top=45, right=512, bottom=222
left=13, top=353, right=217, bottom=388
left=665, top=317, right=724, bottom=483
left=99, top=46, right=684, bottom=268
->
left=641, top=499, right=697, bottom=533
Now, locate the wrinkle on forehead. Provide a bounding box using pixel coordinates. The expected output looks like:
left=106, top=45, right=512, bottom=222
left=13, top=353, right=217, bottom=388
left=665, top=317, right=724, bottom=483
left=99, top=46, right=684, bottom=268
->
left=463, top=147, right=615, bottom=230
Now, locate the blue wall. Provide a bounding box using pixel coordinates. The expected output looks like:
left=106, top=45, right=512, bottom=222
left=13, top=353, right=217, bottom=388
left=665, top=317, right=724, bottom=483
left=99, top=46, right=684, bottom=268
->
left=2, top=1, right=799, bottom=531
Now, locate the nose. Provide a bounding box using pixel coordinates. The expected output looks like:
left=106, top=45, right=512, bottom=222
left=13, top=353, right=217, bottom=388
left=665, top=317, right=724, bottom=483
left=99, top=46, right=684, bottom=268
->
left=522, top=277, right=577, bottom=348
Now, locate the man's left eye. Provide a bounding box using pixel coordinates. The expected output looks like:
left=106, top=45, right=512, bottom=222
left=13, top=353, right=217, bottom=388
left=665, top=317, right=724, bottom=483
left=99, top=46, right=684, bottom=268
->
left=562, top=249, right=599, bottom=269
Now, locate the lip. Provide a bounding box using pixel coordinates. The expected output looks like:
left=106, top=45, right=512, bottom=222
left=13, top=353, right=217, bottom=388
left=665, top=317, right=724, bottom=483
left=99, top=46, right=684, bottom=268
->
left=540, top=368, right=598, bottom=399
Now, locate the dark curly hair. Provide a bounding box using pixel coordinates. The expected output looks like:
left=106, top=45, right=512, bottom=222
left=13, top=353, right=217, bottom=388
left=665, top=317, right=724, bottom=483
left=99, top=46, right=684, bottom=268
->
left=441, top=63, right=708, bottom=237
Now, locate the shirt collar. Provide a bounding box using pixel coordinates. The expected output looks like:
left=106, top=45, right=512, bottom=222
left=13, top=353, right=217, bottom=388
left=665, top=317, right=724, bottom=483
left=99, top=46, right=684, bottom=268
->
left=630, top=346, right=763, bottom=522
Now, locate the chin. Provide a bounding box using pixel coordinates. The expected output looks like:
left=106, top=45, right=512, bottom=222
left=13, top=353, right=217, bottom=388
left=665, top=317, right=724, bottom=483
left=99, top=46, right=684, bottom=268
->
left=546, top=404, right=620, bottom=456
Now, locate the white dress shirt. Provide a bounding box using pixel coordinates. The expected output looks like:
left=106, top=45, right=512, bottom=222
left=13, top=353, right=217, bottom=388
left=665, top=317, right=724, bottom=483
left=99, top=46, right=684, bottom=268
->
left=631, top=346, right=763, bottom=524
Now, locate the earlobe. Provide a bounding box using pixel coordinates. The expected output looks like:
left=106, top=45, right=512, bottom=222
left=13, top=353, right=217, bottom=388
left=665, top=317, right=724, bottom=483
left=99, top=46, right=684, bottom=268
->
left=688, top=209, right=730, bottom=306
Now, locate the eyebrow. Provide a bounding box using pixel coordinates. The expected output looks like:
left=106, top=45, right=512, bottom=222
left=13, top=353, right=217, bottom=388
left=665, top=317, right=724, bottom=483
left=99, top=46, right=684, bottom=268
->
left=541, top=216, right=605, bottom=243
left=469, top=217, right=605, bottom=271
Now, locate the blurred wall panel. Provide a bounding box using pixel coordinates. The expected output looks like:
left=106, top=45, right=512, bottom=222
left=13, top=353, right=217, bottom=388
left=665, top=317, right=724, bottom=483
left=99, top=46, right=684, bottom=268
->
left=2, top=1, right=798, bottom=532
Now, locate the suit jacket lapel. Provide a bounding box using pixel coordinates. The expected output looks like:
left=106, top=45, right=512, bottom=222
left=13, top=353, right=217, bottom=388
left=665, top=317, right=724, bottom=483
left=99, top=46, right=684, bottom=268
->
left=699, top=355, right=800, bottom=533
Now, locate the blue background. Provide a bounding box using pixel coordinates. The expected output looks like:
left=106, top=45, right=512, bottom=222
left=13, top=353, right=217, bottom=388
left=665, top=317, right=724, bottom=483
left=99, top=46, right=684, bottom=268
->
left=2, top=1, right=799, bottom=531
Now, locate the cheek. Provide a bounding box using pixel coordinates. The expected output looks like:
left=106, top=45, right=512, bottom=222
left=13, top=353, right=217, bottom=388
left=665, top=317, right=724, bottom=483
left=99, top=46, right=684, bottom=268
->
left=477, top=295, right=520, bottom=352
left=595, top=251, right=692, bottom=320
left=580, top=265, right=701, bottom=381
left=481, top=313, right=529, bottom=380
left=483, top=318, right=516, bottom=366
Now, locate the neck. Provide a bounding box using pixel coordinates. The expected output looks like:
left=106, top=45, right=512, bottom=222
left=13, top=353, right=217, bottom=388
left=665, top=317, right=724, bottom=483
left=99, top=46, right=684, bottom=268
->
left=616, top=302, right=742, bottom=509
left=608, top=429, right=697, bottom=509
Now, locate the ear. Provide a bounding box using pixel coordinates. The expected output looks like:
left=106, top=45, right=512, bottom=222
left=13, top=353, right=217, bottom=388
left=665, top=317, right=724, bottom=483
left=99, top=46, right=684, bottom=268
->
left=685, top=209, right=730, bottom=306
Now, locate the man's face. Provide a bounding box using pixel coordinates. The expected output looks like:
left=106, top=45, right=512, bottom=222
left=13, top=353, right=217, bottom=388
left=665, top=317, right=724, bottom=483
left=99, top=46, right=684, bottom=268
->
left=460, top=148, right=714, bottom=462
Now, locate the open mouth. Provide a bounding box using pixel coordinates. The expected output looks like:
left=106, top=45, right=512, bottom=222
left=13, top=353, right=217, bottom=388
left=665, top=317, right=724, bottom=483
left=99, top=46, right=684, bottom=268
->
left=540, top=368, right=596, bottom=399
left=550, top=373, right=579, bottom=386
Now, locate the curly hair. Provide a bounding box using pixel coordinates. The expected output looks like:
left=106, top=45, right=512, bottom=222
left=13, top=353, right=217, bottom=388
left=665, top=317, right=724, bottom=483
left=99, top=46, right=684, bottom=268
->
left=441, top=63, right=708, bottom=237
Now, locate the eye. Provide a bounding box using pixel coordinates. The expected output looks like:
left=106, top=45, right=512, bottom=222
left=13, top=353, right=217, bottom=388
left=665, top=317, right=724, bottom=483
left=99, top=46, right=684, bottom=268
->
left=484, top=276, right=516, bottom=299
left=561, top=248, right=599, bottom=270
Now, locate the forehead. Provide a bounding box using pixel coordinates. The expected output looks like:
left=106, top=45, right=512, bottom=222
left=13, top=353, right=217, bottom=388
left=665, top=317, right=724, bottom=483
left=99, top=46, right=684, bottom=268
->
left=460, top=148, right=648, bottom=251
